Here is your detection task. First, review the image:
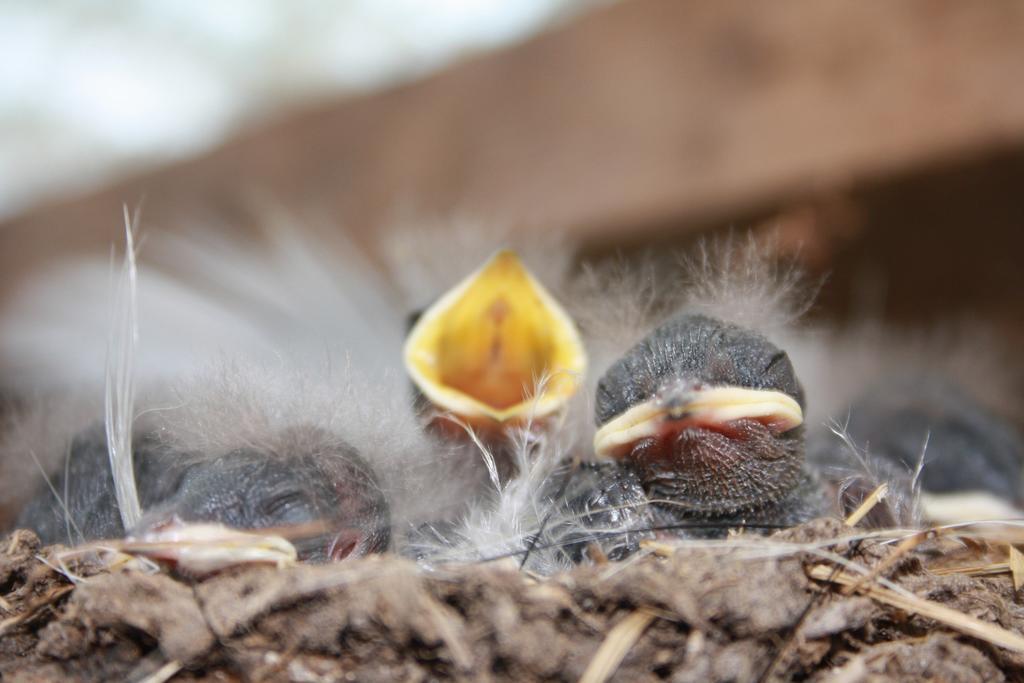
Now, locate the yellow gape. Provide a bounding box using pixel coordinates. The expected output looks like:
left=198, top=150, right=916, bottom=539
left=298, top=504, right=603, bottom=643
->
left=404, top=250, right=586, bottom=425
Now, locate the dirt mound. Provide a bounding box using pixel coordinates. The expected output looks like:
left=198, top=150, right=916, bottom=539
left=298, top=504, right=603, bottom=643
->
left=2, top=519, right=1021, bottom=682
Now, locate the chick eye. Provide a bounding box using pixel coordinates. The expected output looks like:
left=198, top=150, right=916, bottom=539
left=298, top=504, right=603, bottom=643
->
left=262, top=491, right=305, bottom=518
left=764, top=351, right=788, bottom=375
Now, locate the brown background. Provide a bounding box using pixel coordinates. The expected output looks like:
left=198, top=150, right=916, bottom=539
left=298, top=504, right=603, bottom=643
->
left=2, top=0, right=1023, bottom=336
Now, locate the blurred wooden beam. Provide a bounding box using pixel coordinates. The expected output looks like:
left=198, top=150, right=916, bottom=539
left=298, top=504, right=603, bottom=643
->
left=3, top=0, right=1024, bottom=296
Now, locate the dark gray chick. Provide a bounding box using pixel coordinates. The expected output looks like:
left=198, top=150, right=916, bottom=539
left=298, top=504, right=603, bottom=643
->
left=588, top=313, right=830, bottom=537
left=16, top=424, right=391, bottom=562
left=811, top=375, right=1024, bottom=525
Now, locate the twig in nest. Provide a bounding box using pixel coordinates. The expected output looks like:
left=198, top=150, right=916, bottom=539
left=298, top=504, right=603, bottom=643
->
left=756, top=539, right=863, bottom=683
left=0, top=584, right=75, bottom=636
left=952, top=547, right=1024, bottom=585
left=1008, top=545, right=1024, bottom=592
left=579, top=608, right=657, bottom=683
left=930, top=562, right=1011, bottom=578
left=638, top=539, right=679, bottom=558
left=843, top=482, right=888, bottom=528
left=840, top=529, right=932, bottom=596
left=135, top=659, right=182, bottom=683
left=808, top=564, right=1024, bottom=653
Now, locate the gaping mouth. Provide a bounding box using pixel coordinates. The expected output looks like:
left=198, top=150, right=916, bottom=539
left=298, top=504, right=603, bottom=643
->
left=593, top=386, right=803, bottom=459
left=403, top=249, right=587, bottom=424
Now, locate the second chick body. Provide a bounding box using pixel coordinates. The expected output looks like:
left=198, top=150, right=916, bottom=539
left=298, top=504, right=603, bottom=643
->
left=17, top=423, right=391, bottom=562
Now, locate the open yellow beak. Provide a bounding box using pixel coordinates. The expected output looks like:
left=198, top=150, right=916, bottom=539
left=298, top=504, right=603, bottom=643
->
left=593, top=386, right=804, bottom=459
left=403, top=249, right=587, bottom=424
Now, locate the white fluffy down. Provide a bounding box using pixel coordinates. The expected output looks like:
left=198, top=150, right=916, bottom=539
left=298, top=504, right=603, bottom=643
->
left=4, top=219, right=1008, bottom=568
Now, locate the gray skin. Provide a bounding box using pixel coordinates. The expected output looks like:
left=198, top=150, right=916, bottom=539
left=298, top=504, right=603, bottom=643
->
left=556, top=462, right=653, bottom=562
left=845, top=377, right=1023, bottom=501
left=589, top=313, right=829, bottom=537
left=15, top=424, right=391, bottom=562
left=809, top=376, right=1024, bottom=522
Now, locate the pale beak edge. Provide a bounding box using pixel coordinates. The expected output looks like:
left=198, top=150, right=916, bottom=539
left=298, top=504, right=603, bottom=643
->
left=117, top=522, right=298, bottom=573
left=593, top=386, right=803, bottom=459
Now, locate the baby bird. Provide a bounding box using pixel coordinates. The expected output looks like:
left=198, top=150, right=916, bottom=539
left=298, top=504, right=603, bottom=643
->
left=9, top=216, right=1022, bottom=573
left=16, top=423, right=391, bottom=562
left=589, top=312, right=829, bottom=536
left=1, top=218, right=480, bottom=564
left=810, top=373, right=1024, bottom=525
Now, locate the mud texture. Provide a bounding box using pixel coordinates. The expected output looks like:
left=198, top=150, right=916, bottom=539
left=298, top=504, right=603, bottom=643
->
left=1, top=520, right=1022, bottom=682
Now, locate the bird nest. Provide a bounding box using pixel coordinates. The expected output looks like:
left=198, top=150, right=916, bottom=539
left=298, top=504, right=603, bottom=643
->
left=4, top=512, right=1024, bottom=682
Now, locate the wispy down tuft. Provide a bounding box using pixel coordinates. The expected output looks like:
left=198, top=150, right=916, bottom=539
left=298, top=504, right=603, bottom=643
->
left=104, top=206, right=142, bottom=530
